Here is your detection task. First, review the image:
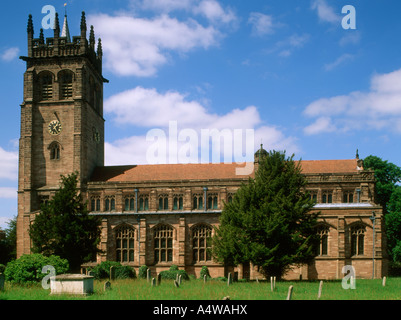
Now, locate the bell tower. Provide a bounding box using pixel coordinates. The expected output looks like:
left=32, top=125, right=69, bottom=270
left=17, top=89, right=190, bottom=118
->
left=17, top=12, right=107, bottom=256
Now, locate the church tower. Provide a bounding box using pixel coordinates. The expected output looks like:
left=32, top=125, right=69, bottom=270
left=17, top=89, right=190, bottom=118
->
left=17, top=12, right=107, bottom=256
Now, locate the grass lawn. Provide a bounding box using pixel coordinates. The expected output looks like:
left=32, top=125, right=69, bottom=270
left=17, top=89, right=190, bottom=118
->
left=1, top=277, right=400, bottom=300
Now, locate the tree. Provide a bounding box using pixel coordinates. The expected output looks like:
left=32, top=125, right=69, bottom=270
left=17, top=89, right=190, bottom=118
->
left=29, top=172, right=101, bottom=272
left=363, top=155, right=401, bottom=263
left=212, top=150, right=319, bottom=279
left=0, top=216, right=17, bottom=264
left=363, top=155, right=401, bottom=214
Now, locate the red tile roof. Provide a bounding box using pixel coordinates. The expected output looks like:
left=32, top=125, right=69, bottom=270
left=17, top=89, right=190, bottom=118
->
left=90, top=159, right=361, bottom=183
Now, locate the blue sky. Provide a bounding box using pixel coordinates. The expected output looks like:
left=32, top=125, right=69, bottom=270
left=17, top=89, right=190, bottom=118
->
left=1, top=0, right=401, bottom=228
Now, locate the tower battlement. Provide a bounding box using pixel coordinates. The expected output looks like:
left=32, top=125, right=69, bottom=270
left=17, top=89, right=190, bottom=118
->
left=21, top=12, right=103, bottom=74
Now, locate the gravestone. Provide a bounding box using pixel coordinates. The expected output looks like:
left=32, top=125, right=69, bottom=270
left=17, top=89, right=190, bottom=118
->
left=204, top=275, right=207, bottom=283
left=0, top=273, right=4, bottom=291
left=178, top=274, right=182, bottom=286
left=174, top=280, right=179, bottom=288
left=382, top=276, right=387, bottom=287
left=157, top=273, right=162, bottom=286
left=110, top=266, right=115, bottom=281
left=227, top=273, right=232, bottom=286
left=147, top=269, right=151, bottom=283
left=104, top=280, right=111, bottom=291
left=286, top=285, right=293, bottom=300
left=51, top=274, right=94, bottom=295
left=151, top=278, right=156, bottom=287
left=317, top=281, right=323, bottom=300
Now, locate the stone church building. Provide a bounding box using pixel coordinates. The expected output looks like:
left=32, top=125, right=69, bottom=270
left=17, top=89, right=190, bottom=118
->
left=16, top=12, right=387, bottom=280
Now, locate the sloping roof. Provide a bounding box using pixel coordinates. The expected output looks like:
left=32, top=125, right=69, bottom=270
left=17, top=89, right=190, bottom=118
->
left=90, top=159, right=361, bottom=183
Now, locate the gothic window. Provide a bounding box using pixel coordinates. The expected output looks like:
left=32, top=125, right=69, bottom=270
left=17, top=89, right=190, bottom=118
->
left=173, top=196, right=183, bottom=210
left=39, top=72, right=53, bottom=101
left=90, top=196, right=100, bottom=212
left=139, top=195, right=149, bottom=211
left=343, top=191, right=354, bottom=203
left=192, top=224, right=212, bottom=263
left=207, top=195, right=218, bottom=209
left=49, top=142, right=60, bottom=160
left=124, top=195, right=135, bottom=211
left=308, top=190, right=318, bottom=203
left=154, top=224, right=173, bottom=263
left=193, top=195, right=203, bottom=210
left=316, top=225, right=329, bottom=256
left=322, top=191, right=333, bottom=204
left=158, top=195, right=168, bottom=210
left=351, top=225, right=365, bottom=256
left=115, top=225, right=135, bottom=263
left=59, top=70, right=73, bottom=99
left=105, top=196, right=115, bottom=212
left=227, top=195, right=233, bottom=203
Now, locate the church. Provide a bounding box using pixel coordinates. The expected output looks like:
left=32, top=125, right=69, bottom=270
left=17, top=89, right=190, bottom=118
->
left=16, top=12, right=387, bottom=280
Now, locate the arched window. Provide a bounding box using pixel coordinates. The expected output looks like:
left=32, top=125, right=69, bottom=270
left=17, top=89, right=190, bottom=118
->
left=90, top=196, right=100, bottom=212
left=115, top=225, right=135, bottom=263
left=139, top=195, right=149, bottom=211
left=316, top=225, right=329, bottom=256
left=173, top=196, right=183, bottom=210
left=207, top=195, right=218, bottom=209
left=193, top=195, right=203, bottom=209
left=192, top=224, right=212, bottom=263
left=59, top=70, right=73, bottom=99
left=154, top=224, right=173, bottom=263
left=39, top=72, right=53, bottom=101
left=105, top=196, right=115, bottom=212
left=351, top=225, right=365, bottom=256
left=49, top=142, right=61, bottom=160
left=124, top=195, right=135, bottom=211
left=158, top=195, right=168, bottom=210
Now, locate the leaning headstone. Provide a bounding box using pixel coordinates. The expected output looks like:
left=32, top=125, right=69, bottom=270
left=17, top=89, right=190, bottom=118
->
left=178, top=274, right=182, bottom=286
left=382, top=276, right=387, bottom=287
left=227, top=272, right=232, bottom=286
left=317, top=281, right=323, bottom=300
left=286, top=285, right=293, bottom=300
left=174, top=280, right=180, bottom=288
left=157, top=273, right=162, bottom=286
left=147, top=268, right=151, bottom=283
left=0, top=273, right=4, bottom=291
left=104, top=280, right=111, bottom=292
left=151, top=278, right=156, bottom=287
left=110, top=266, right=115, bottom=281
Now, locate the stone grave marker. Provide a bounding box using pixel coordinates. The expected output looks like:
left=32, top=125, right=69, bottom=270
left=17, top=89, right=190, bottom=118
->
left=157, top=273, right=162, bottom=286
left=286, top=285, right=293, bottom=300
left=174, top=280, right=179, bottom=288
left=104, top=280, right=111, bottom=292
left=227, top=272, right=232, bottom=286
left=147, top=268, right=151, bottom=283
left=317, top=281, right=323, bottom=300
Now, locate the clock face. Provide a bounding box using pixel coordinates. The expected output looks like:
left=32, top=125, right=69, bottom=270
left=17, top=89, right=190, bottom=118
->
left=48, top=120, right=62, bottom=135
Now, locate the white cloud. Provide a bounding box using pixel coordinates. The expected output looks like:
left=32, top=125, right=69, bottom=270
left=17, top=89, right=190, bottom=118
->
left=104, top=86, right=298, bottom=165
left=311, top=0, right=340, bottom=24
left=248, top=12, right=275, bottom=37
left=304, top=117, right=337, bottom=135
left=324, top=53, right=354, bottom=71
left=88, top=13, right=221, bottom=77
left=0, top=147, right=18, bottom=180
left=0, top=187, right=17, bottom=199
left=267, top=33, right=310, bottom=57
left=193, top=0, right=237, bottom=25
left=1, top=47, right=20, bottom=62
left=303, top=68, right=401, bottom=134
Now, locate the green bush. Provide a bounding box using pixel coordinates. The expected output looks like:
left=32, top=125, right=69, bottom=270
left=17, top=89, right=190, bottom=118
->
left=138, top=265, right=148, bottom=279
left=90, top=261, right=136, bottom=280
left=200, top=266, right=211, bottom=279
left=159, top=265, right=189, bottom=281
left=4, top=254, right=69, bottom=284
